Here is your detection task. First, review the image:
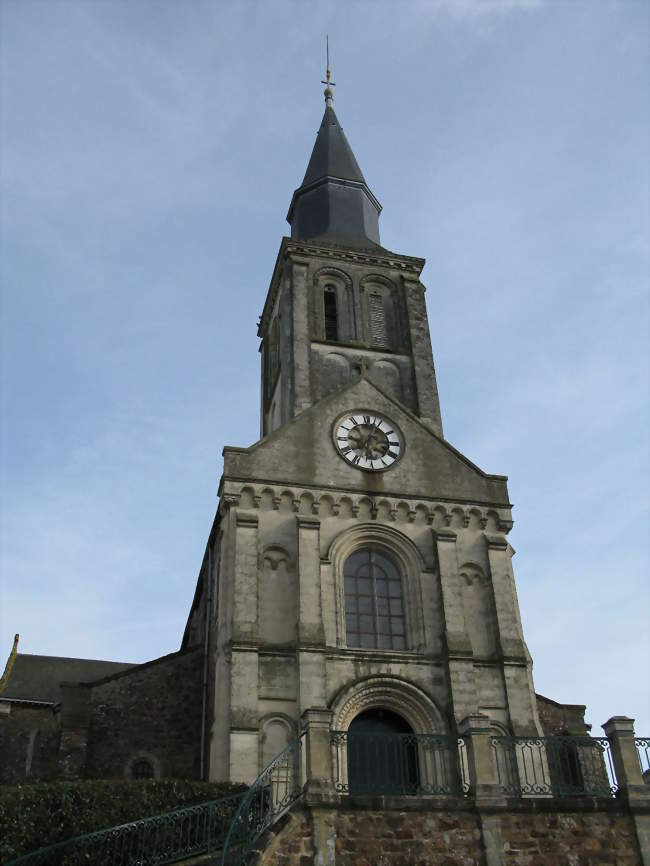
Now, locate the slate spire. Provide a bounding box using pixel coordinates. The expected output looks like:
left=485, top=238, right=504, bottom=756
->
left=287, top=80, right=382, bottom=248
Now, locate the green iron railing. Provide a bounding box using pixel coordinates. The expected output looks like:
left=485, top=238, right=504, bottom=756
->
left=5, top=792, right=245, bottom=866
left=330, top=731, right=469, bottom=796
left=491, top=736, right=618, bottom=797
left=220, top=734, right=304, bottom=866
left=636, top=738, right=650, bottom=781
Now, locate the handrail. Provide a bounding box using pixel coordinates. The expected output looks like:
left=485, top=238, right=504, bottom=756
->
left=220, top=734, right=304, bottom=866
left=330, top=730, right=467, bottom=796
left=5, top=792, right=245, bottom=866
left=491, top=735, right=618, bottom=797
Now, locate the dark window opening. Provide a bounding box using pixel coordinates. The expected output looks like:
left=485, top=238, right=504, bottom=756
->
left=324, top=287, right=338, bottom=341
left=344, top=548, right=405, bottom=650
left=347, top=708, right=418, bottom=795
left=549, top=736, right=584, bottom=794
left=132, top=759, right=154, bottom=780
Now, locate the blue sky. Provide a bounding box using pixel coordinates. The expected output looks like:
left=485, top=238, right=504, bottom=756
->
left=1, top=0, right=648, bottom=736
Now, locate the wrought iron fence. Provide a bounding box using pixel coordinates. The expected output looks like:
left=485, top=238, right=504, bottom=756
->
left=220, top=734, right=304, bottom=866
left=6, top=793, right=245, bottom=866
left=491, top=736, right=618, bottom=797
left=331, top=731, right=468, bottom=796
left=636, top=738, right=650, bottom=781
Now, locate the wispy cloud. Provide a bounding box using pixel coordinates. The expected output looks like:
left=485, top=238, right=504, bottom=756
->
left=413, top=0, right=542, bottom=21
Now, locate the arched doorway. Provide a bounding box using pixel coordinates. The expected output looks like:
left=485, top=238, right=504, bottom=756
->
left=347, top=708, right=419, bottom=795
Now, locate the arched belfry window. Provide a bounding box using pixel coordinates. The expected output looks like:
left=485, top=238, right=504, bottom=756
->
left=344, top=548, right=405, bottom=649
left=324, top=285, right=339, bottom=341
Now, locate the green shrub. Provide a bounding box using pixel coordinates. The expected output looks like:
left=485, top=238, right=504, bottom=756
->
left=0, top=778, right=247, bottom=863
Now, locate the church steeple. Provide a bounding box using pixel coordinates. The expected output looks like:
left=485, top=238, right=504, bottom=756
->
left=287, top=77, right=382, bottom=248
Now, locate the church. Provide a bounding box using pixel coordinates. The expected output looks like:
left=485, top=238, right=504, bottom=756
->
left=1, top=74, right=648, bottom=866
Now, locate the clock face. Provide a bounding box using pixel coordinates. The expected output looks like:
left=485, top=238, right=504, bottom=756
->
left=333, top=411, right=403, bottom=471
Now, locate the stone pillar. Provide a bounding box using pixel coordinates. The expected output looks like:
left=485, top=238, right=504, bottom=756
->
left=297, top=516, right=325, bottom=647
left=290, top=257, right=313, bottom=416
left=603, top=716, right=645, bottom=792
left=229, top=511, right=260, bottom=783
left=402, top=274, right=443, bottom=436
left=603, top=717, right=650, bottom=866
left=459, top=713, right=501, bottom=798
left=232, top=512, right=259, bottom=641
left=434, top=529, right=477, bottom=722
left=301, top=707, right=334, bottom=796
left=459, top=714, right=506, bottom=866
left=484, top=533, right=540, bottom=735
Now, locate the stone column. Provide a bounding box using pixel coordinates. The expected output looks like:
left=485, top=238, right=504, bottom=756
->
left=459, top=714, right=501, bottom=798
left=297, top=515, right=325, bottom=647
left=229, top=511, right=260, bottom=783
left=402, top=274, right=443, bottom=436
left=290, top=256, right=313, bottom=416
left=297, top=516, right=328, bottom=723
left=301, top=707, right=334, bottom=796
left=232, top=512, right=259, bottom=642
left=603, top=717, right=650, bottom=866
left=459, top=714, right=506, bottom=866
left=484, top=533, right=540, bottom=735
left=603, top=716, right=646, bottom=792
left=434, top=529, right=477, bottom=722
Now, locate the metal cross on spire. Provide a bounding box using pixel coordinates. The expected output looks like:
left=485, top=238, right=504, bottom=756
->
left=321, top=35, right=335, bottom=104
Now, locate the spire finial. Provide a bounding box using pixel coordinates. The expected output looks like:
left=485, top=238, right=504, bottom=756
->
left=321, top=35, right=335, bottom=106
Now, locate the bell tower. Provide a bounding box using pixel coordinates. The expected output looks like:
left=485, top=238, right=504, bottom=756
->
left=204, top=75, right=543, bottom=786
left=259, top=82, right=443, bottom=437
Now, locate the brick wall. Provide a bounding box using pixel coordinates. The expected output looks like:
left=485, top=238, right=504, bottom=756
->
left=85, top=646, right=203, bottom=780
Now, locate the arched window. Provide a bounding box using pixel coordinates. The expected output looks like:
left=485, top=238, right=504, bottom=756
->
left=132, top=758, right=154, bottom=780
left=344, top=548, right=405, bottom=649
left=324, top=285, right=338, bottom=341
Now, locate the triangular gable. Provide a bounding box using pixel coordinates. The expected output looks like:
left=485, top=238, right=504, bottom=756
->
left=223, top=377, right=509, bottom=506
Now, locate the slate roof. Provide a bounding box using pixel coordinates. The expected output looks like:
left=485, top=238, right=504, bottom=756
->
left=301, top=104, right=367, bottom=187
left=1, top=653, right=135, bottom=704
left=287, top=90, right=382, bottom=248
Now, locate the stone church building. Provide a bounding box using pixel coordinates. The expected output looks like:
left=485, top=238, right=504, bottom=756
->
left=1, top=80, right=648, bottom=865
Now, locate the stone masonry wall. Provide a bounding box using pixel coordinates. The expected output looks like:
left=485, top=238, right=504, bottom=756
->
left=256, top=802, right=643, bottom=866
left=0, top=703, right=60, bottom=783
left=85, top=646, right=203, bottom=780
left=259, top=805, right=484, bottom=866
left=500, top=811, right=641, bottom=866
left=329, top=810, right=484, bottom=866
left=536, top=694, right=589, bottom=736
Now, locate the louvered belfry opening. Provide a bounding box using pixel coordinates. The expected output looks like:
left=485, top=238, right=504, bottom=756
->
left=368, top=292, right=387, bottom=346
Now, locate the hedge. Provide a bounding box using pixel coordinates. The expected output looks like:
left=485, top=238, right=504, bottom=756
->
left=0, top=778, right=247, bottom=863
